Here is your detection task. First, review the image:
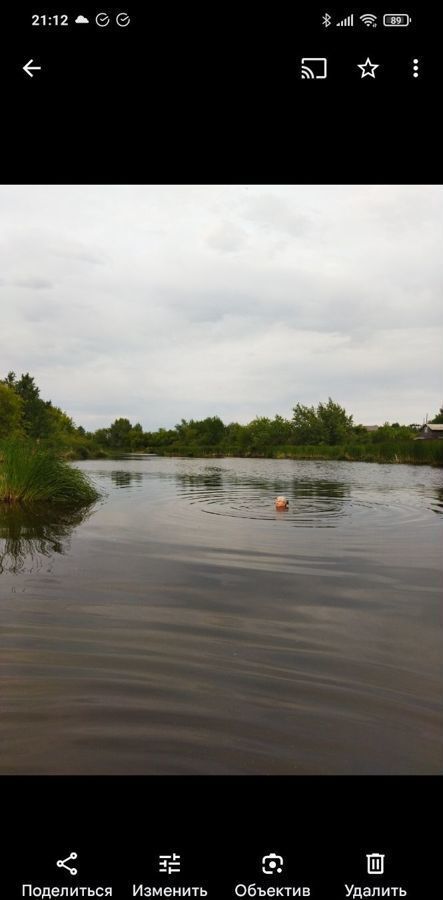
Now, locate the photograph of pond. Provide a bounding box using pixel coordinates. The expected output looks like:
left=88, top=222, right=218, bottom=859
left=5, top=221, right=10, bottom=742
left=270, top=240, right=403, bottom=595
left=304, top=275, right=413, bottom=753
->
left=0, top=185, right=442, bottom=774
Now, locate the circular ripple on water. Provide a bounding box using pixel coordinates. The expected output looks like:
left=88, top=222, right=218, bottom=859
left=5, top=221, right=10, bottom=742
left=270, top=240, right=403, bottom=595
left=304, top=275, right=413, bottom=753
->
left=177, top=481, right=440, bottom=530
left=85, top=463, right=442, bottom=531
left=175, top=482, right=356, bottom=528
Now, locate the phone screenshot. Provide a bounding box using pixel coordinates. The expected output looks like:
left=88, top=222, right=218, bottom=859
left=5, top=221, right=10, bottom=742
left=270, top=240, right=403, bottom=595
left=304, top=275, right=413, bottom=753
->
left=1, top=5, right=440, bottom=899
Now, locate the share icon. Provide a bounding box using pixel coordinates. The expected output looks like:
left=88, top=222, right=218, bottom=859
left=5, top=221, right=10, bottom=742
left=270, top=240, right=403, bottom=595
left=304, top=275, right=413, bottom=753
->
left=57, top=853, right=78, bottom=876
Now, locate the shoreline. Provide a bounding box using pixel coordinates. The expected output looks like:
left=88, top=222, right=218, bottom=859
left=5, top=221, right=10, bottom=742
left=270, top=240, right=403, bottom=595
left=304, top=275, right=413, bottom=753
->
left=67, top=448, right=443, bottom=467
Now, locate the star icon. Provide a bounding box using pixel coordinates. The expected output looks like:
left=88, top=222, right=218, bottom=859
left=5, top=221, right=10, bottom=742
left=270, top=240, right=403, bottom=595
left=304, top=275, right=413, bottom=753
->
left=357, top=57, right=380, bottom=78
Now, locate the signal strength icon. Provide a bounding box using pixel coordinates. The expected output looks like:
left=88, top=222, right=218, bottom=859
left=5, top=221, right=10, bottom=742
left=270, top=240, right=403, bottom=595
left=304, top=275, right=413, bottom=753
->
left=336, top=14, right=354, bottom=27
left=360, top=14, right=377, bottom=27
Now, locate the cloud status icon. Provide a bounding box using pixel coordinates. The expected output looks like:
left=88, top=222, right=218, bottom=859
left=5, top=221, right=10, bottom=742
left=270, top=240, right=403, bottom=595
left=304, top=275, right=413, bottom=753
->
left=75, top=15, right=89, bottom=24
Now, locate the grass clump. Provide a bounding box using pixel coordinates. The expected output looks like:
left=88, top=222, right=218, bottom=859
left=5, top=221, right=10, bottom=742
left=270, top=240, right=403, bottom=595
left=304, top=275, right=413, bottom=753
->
left=272, top=440, right=443, bottom=466
left=0, top=439, right=99, bottom=505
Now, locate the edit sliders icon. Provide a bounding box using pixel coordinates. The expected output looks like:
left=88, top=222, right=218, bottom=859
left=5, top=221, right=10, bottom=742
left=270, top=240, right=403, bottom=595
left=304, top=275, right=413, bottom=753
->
left=159, top=853, right=181, bottom=875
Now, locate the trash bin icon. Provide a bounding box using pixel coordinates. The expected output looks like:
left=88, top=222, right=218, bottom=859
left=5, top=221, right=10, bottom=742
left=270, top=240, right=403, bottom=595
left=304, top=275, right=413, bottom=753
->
left=366, top=853, right=385, bottom=875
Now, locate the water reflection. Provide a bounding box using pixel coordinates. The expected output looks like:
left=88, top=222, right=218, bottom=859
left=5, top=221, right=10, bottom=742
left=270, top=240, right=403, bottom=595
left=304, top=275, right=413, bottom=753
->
left=176, top=468, right=224, bottom=489
left=430, top=486, right=443, bottom=515
left=0, top=503, right=92, bottom=574
left=110, top=471, right=143, bottom=489
left=1, top=458, right=442, bottom=775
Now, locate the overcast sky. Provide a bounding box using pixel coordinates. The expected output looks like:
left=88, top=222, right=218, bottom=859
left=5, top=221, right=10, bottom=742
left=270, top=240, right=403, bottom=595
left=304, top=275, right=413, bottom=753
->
left=0, top=184, right=441, bottom=430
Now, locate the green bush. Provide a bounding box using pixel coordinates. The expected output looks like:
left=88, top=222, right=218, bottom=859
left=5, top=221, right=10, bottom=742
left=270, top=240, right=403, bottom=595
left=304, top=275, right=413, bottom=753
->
left=0, top=440, right=100, bottom=504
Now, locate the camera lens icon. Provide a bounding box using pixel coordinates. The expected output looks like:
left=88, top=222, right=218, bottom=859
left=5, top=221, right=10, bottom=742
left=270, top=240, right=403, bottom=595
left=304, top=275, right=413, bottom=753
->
left=262, top=853, right=284, bottom=875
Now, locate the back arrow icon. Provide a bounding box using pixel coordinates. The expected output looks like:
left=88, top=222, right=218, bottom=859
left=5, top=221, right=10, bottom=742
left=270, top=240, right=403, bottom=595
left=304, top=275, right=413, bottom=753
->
left=23, top=59, right=42, bottom=77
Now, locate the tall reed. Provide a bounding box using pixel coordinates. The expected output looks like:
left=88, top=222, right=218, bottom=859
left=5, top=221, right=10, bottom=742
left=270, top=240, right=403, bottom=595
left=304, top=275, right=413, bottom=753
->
left=0, top=440, right=99, bottom=504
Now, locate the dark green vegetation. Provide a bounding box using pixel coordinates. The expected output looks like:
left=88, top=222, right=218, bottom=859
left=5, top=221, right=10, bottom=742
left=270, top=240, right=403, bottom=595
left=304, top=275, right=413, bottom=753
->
left=1, top=371, right=442, bottom=466
left=0, top=372, right=97, bottom=458
left=0, top=440, right=99, bottom=504
left=1, top=367, right=100, bottom=503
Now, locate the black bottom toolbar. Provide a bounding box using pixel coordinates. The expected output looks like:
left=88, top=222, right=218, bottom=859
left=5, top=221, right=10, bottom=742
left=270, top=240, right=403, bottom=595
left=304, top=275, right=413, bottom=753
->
left=3, top=777, right=438, bottom=898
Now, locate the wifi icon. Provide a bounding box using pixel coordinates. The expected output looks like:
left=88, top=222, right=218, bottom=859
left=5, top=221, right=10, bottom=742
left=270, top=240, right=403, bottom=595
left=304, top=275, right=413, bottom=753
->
left=360, top=13, right=377, bottom=27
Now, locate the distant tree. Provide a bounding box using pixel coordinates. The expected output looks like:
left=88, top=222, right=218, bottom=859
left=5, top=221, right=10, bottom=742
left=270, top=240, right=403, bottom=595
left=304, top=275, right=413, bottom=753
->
left=196, top=416, right=226, bottom=446
left=0, top=383, right=24, bottom=438
left=430, top=405, right=443, bottom=424
left=94, top=428, right=111, bottom=447
left=223, top=422, right=249, bottom=455
left=1, top=371, right=17, bottom=389
left=14, top=374, right=50, bottom=438
left=171, top=416, right=226, bottom=453
left=292, top=398, right=353, bottom=445
left=129, top=422, right=145, bottom=450
left=241, top=416, right=292, bottom=454
left=1, top=372, right=79, bottom=442
left=145, top=427, right=176, bottom=451
left=317, top=398, right=353, bottom=445
left=243, top=417, right=272, bottom=454
left=109, top=417, right=133, bottom=448
left=45, top=403, right=76, bottom=435
left=1, top=372, right=53, bottom=438
left=292, top=403, right=325, bottom=445
left=371, top=422, right=414, bottom=443
left=14, top=373, right=40, bottom=403
left=268, top=415, right=294, bottom=447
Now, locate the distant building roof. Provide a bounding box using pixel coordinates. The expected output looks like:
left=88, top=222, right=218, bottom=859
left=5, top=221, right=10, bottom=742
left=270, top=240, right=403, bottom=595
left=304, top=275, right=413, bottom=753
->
left=415, top=423, right=443, bottom=439
left=361, top=425, right=379, bottom=431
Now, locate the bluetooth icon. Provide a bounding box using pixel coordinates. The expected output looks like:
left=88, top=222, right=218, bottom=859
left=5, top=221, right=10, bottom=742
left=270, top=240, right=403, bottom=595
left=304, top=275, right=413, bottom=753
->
left=322, top=13, right=332, bottom=28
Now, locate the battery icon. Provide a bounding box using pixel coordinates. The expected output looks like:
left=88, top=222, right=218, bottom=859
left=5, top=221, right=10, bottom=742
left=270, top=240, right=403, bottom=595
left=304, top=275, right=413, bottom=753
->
left=383, top=14, right=412, bottom=26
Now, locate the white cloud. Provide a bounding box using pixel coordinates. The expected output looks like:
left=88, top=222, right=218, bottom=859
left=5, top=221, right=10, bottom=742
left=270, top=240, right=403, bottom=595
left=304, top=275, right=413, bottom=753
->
left=0, top=184, right=441, bottom=428
left=206, top=221, right=248, bottom=253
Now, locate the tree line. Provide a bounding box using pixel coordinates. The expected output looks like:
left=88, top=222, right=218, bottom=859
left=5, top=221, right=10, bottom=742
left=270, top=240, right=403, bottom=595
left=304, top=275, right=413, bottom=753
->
left=1, top=371, right=441, bottom=460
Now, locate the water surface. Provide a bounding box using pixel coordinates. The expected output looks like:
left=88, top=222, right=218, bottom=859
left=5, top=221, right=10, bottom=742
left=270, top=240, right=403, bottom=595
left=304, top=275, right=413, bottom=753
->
left=1, top=457, right=442, bottom=774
